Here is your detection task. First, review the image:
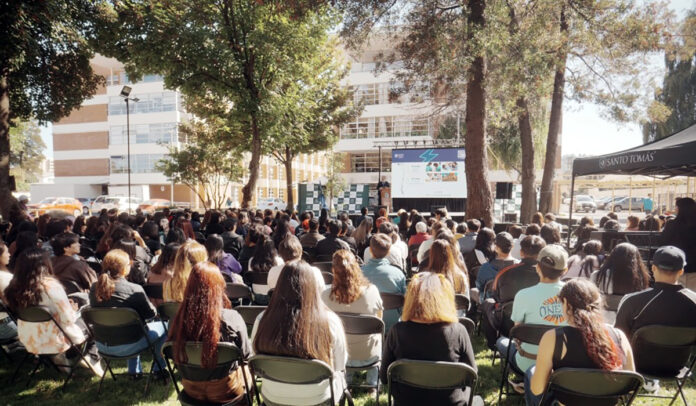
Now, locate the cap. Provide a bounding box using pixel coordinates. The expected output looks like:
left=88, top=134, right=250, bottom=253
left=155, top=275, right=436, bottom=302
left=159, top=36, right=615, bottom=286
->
left=538, top=244, right=568, bottom=271
left=653, top=246, right=686, bottom=271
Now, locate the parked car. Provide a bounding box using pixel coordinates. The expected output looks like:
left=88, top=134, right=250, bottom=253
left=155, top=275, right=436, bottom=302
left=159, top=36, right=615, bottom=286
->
left=138, top=199, right=172, bottom=213
left=28, top=197, right=84, bottom=217
left=574, top=195, right=597, bottom=213
left=597, top=196, right=626, bottom=210
left=257, top=198, right=287, bottom=210
left=91, top=195, right=141, bottom=213
left=612, top=197, right=645, bottom=212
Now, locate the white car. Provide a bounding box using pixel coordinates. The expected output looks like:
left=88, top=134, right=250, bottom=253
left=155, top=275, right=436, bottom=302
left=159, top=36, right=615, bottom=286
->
left=258, top=198, right=287, bottom=210
left=91, top=195, right=142, bottom=213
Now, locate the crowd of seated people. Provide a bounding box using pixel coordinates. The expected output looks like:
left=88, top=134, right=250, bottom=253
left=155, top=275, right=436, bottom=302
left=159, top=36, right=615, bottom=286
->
left=0, top=201, right=695, bottom=405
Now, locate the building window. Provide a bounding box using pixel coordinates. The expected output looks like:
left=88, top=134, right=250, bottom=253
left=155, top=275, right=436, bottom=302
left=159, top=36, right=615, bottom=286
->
left=110, top=154, right=165, bottom=174
left=108, top=91, right=179, bottom=115
left=340, top=116, right=430, bottom=139
left=109, top=123, right=178, bottom=145
left=349, top=152, right=392, bottom=173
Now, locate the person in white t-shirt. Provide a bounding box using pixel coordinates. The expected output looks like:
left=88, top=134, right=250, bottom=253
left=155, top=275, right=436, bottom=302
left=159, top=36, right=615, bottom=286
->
left=267, top=235, right=324, bottom=294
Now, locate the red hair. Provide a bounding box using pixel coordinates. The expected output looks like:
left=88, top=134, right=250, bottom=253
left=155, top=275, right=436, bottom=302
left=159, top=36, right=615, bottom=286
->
left=176, top=218, right=196, bottom=240
left=168, top=261, right=231, bottom=368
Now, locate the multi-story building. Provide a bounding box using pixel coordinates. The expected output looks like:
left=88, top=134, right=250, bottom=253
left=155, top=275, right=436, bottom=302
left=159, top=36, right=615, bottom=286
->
left=51, top=55, right=327, bottom=208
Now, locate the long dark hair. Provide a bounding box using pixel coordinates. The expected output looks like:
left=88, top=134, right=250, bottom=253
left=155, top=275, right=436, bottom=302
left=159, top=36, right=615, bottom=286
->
left=4, top=248, right=53, bottom=310
left=9, top=231, right=38, bottom=270
left=578, top=240, right=603, bottom=278
left=151, top=243, right=181, bottom=275
left=559, top=279, right=622, bottom=370
left=250, top=236, right=277, bottom=273
left=272, top=218, right=292, bottom=249
left=253, top=261, right=332, bottom=365
left=475, top=228, right=496, bottom=262
left=595, top=243, right=649, bottom=295
left=204, top=234, right=225, bottom=265
left=169, top=261, right=231, bottom=369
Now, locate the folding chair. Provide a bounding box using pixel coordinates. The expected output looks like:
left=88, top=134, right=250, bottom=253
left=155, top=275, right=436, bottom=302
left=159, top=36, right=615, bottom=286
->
left=13, top=305, right=96, bottom=390
left=249, top=354, right=352, bottom=406
left=82, top=306, right=173, bottom=395
left=603, top=294, right=624, bottom=313
left=226, top=283, right=253, bottom=307
left=144, top=283, right=164, bottom=301
left=313, top=261, right=333, bottom=274
left=157, top=301, right=181, bottom=332
left=538, top=368, right=644, bottom=406
left=386, top=359, right=478, bottom=406
left=498, top=323, right=555, bottom=403
left=455, top=294, right=470, bottom=314
left=235, top=305, right=267, bottom=332
left=322, top=271, right=334, bottom=285
left=337, top=313, right=384, bottom=405
left=0, top=302, right=20, bottom=363
left=162, top=341, right=251, bottom=406
left=61, top=280, right=83, bottom=295
left=250, top=272, right=269, bottom=305
left=631, top=325, right=696, bottom=406
left=458, top=317, right=476, bottom=335
left=380, top=293, right=405, bottom=311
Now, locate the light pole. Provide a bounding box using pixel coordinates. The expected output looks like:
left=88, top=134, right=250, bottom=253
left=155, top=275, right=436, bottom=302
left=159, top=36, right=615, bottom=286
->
left=120, top=86, right=139, bottom=214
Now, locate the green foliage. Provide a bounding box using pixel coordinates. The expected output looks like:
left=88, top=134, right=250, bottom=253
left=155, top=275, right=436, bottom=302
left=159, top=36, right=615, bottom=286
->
left=157, top=119, right=244, bottom=210
left=9, top=120, right=46, bottom=191
left=323, top=151, right=347, bottom=215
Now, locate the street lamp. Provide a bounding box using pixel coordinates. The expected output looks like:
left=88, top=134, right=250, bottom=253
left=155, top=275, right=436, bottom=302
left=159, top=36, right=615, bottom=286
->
left=121, top=86, right=139, bottom=214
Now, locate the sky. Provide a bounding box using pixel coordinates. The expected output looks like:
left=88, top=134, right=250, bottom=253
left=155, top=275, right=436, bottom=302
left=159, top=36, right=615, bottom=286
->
left=39, top=0, right=695, bottom=160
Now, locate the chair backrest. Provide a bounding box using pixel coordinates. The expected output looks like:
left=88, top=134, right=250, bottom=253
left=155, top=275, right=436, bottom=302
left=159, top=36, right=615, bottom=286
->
left=603, top=294, right=624, bottom=312
left=321, top=271, right=334, bottom=285
left=387, top=359, right=477, bottom=405
left=631, top=325, right=696, bottom=375
left=458, top=317, right=475, bottom=335
left=61, top=279, right=83, bottom=295
left=509, top=324, right=555, bottom=359
left=144, top=283, right=164, bottom=300
left=162, top=341, right=244, bottom=382
left=408, top=244, right=421, bottom=265
left=157, top=301, right=181, bottom=322
left=236, top=305, right=267, bottom=328
left=337, top=313, right=385, bottom=336
left=250, top=272, right=268, bottom=285
left=380, top=292, right=405, bottom=311
left=15, top=306, right=54, bottom=323
left=313, top=262, right=333, bottom=273
left=496, top=268, right=539, bottom=303
left=454, top=294, right=469, bottom=312
left=226, top=283, right=253, bottom=304
left=250, top=354, right=334, bottom=385
left=82, top=307, right=147, bottom=346
left=541, top=368, right=643, bottom=406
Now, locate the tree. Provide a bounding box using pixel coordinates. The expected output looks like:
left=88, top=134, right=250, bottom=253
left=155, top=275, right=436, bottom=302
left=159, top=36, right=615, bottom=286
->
left=0, top=1, right=105, bottom=221
left=96, top=1, right=339, bottom=209
left=10, top=120, right=46, bottom=191
left=157, top=119, right=244, bottom=210
left=323, top=151, right=347, bottom=215
left=269, top=38, right=360, bottom=210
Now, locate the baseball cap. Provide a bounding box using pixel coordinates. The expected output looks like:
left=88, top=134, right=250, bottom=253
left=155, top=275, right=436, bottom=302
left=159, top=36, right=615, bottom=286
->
left=653, top=246, right=686, bottom=271
left=538, top=244, right=568, bottom=271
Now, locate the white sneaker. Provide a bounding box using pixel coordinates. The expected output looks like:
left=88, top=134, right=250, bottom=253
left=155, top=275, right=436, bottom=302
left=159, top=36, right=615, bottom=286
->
left=472, top=395, right=485, bottom=406
left=643, top=379, right=660, bottom=393
left=80, top=357, right=105, bottom=377
left=52, top=353, right=72, bottom=374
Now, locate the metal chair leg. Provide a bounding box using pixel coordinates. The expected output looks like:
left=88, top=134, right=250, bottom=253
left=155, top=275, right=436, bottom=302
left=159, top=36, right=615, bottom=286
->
left=97, top=359, right=110, bottom=395
left=25, top=356, right=42, bottom=388
left=10, top=352, right=30, bottom=383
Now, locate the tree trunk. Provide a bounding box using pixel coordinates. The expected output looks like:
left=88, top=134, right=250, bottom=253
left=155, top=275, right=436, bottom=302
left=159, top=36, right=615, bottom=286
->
left=539, top=5, right=568, bottom=214
left=0, top=76, right=19, bottom=222
left=284, top=147, right=294, bottom=211
left=517, top=97, right=537, bottom=224
left=241, top=116, right=262, bottom=209
left=464, top=0, right=493, bottom=227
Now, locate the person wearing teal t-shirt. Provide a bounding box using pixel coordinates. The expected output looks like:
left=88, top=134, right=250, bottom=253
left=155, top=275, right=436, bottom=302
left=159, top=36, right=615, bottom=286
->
left=495, top=244, right=569, bottom=391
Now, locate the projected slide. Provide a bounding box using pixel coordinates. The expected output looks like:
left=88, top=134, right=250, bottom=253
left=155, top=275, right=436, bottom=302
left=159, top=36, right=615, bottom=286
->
left=391, top=148, right=467, bottom=198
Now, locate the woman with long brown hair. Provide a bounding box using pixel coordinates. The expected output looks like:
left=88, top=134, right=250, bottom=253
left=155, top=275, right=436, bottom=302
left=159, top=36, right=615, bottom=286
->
left=252, top=261, right=347, bottom=405
left=163, top=240, right=208, bottom=302
left=528, top=279, right=634, bottom=406
left=427, top=239, right=469, bottom=295
left=89, top=249, right=166, bottom=378
left=381, top=272, right=477, bottom=405
left=168, top=261, right=251, bottom=404
left=322, top=250, right=383, bottom=389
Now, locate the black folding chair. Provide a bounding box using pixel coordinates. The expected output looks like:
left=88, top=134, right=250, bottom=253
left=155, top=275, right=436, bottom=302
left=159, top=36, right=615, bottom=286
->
left=61, top=280, right=83, bottom=295
left=603, top=294, right=624, bottom=313
left=313, top=261, right=333, bottom=273
left=13, top=305, right=96, bottom=390
left=338, top=313, right=384, bottom=405
left=455, top=294, right=470, bottom=314
left=459, top=317, right=476, bottom=335
left=157, top=301, right=181, bottom=332
left=387, top=359, right=478, bottom=406
left=82, top=307, right=173, bottom=395
left=538, top=368, right=644, bottom=406
left=235, top=305, right=267, bottom=333
left=631, top=325, right=696, bottom=406
left=144, top=283, right=164, bottom=301
left=225, top=283, right=253, bottom=307
left=162, top=341, right=251, bottom=406
left=380, top=293, right=405, bottom=311
left=249, top=354, right=352, bottom=406
left=249, top=272, right=269, bottom=305
left=498, top=324, right=555, bottom=403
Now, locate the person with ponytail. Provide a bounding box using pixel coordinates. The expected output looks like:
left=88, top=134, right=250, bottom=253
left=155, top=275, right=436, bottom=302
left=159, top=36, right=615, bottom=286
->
left=527, top=279, right=634, bottom=406
left=168, top=261, right=251, bottom=403
left=89, top=249, right=167, bottom=378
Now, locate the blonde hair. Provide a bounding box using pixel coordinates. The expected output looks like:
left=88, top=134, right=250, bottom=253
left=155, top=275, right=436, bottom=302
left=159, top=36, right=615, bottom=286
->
left=95, top=249, right=131, bottom=302
left=163, top=240, right=208, bottom=302
left=402, top=272, right=457, bottom=324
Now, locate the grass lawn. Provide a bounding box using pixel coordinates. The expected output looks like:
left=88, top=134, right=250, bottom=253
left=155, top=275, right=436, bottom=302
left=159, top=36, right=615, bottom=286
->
left=0, top=333, right=693, bottom=405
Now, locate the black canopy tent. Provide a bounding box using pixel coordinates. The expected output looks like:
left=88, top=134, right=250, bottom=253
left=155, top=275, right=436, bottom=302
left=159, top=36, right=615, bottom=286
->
left=568, top=123, right=696, bottom=245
